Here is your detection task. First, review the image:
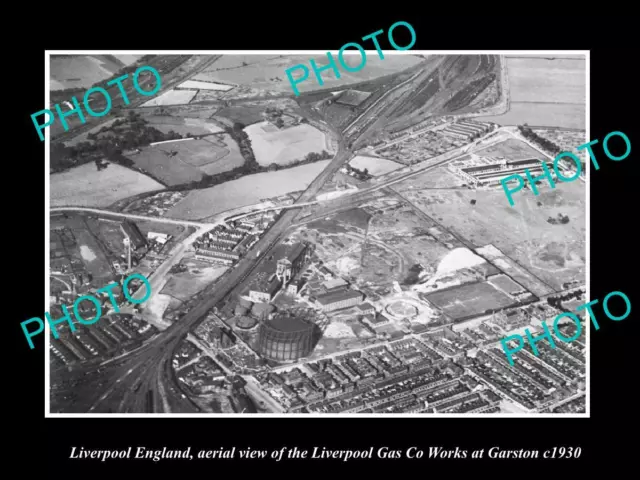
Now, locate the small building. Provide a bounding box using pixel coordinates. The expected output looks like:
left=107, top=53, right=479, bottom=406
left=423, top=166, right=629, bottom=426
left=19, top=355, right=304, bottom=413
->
left=361, top=314, right=390, bottom=330
left=147, top=232, right=169, bottom=244
left=356, top=302, right=376, bottom=316
left=322, top=277, right=348, bottom=291
left=287, top=280, right=300, bottom=295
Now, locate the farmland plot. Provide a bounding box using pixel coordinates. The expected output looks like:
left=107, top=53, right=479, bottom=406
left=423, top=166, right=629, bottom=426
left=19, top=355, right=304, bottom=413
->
left=245, top=122, right=328, bottom=166
left=168, top=161, right=330, bottom=219
left=51, top=162, right=164, bottom=207
left=140, top=89, right=198, bottom=107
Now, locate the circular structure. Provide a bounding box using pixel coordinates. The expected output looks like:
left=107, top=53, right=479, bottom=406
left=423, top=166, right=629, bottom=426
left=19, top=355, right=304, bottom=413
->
left=257, top=307, right=322, bottom=363
left=236, top=316, right=258, bottom=330
left=385, top=301, right=419, bottom=320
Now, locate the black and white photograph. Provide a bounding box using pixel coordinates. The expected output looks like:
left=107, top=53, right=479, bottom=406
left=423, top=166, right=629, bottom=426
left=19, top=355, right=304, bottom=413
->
left=45, top=51, right=588, bottom=416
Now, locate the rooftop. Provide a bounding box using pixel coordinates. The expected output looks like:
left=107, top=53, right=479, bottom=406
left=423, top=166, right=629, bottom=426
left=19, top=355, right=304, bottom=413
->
left=315, top=289, right=363, bottom=306
left=266, top=312, right=315, bottom=333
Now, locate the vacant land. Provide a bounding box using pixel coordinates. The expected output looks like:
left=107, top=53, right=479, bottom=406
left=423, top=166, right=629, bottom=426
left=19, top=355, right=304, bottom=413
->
left=193, top=53, right=424, bottom=96
left=349, top=155, right=402, bottom=176
left=425, top=281, right=515, bottom=319
left=475, top=137, right=547, bottom=159
left=51, top=162, right=164, bottom=207
left=168, top=161, right=330, bottom=219
left=141, top=89, right=198, bottom=107
left=161, top=260, right=228, bottom=302
left=245, top=122, right=328, bottom=166
left=395, top=166, right=467, bottom=189
left=405, top=182, right=585, bottom=291
left=477, top=56, right=585, bottom=129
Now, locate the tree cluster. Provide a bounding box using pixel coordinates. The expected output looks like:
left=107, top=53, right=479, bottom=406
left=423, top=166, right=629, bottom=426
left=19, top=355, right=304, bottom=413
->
left=517, top=125, right=562, bottom=156
left=547, top=213, right=570, bottom=225
left=50, top=111, right=184, bottom=173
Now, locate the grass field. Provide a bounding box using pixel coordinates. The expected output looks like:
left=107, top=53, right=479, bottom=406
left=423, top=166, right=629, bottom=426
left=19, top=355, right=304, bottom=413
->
left=488, top=274, right=525, bottom=294
left=145, top=116, right=224, bottom=136
left=140, top=89, right=198, bottom=107
left=126, top=136, right=244, bottom=185
left=475, top=137, right=547, bottom=159
left=477, top=56, right=585, bottom=129
left=476, top=103, right=585, bottom=129
left=245, top=122, right=328, bottom=166
left=167, top=161, right=330, bottom=220
left=349, top=155, right=403, bottom=176
left=214, top=105, right=265, bottom=126
left=425, top=281, right=515, bottom=319
left=51, top=162, right=164, bottom=207
left=506, top=57, right=585, bottom=104
left=51, top=55, right=142, bottom=90
left=192, top=53, right=424, bottom=96
left=406, top=181, right=585, bottom=291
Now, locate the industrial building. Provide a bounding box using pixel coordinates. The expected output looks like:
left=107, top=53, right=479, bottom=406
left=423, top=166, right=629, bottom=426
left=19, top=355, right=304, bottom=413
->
left=441, top=120, right=492, bottom=141
left=452, top=157, right=555, bottom=187
left=195, top=247, right=240, bottom=265
left=248, top=242, right=311, bottom=303
left=315, top=289, right=364, bottom=312
left=257, top=308, right=320, bottom=362
left=120, top=220, right=147, bottom=251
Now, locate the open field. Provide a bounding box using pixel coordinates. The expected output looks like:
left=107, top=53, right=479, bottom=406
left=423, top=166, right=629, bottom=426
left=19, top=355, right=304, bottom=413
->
left=245, top=122, right=328, bottom=166
left=477, top=56, right=585, bottom=129
left=396, top=166, right=467, bottom=189
left=177, top=80, right=234, bottom=91
left=424, top=281, right=516, bottom=320
left=51, top=54, right=142, bottom=90
left=506, top=57, right=585, bottom=104
left=475, top=137, right=547, bottom=159
left=488, top=274, right=525, bottom=295
left=192, top=53, right=424, bottom=96
left=349, top=155, right=403, bottom=176
left=140, top=89, right=198, bottom=107
left=404, top=182, right=585, bottom=291
left=145, top=116, right=224, bottom=136
left=476, top=103, right=585, bottom=129
left=214, top=106, right=265, bottom=126
left=51, top=162, right=164, bottom=207
left=167, top=160, right=330, bottom=219
left=125, top=135, right=244, bottom=186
